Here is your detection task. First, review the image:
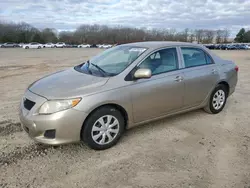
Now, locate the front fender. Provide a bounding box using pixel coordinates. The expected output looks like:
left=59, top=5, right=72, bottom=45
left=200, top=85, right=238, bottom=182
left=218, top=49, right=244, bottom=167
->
left=74, top=87, right=134, bottom=128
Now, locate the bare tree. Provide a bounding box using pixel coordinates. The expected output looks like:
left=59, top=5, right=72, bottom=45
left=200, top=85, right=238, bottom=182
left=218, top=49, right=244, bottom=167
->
left=222, top=29, right=230, bottom=43
left=183, top=28, right=189, bottom=42
left=203, top=30, right=215, bottom=44
left=195, top=29, right=203, bottom=43
left=216, top=30, right=224, bottom=43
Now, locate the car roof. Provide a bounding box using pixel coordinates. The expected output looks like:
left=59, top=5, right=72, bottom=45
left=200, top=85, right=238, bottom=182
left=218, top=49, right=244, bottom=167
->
left=122, top=41, right=203, bottom=49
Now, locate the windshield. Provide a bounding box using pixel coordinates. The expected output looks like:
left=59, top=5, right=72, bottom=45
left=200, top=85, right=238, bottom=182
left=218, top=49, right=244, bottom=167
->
left=75, top=45, right=147, bottom=77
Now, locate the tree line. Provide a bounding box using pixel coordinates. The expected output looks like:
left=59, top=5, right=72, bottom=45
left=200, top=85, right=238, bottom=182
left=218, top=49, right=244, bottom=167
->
left=0, top=21, right=245, bottom=44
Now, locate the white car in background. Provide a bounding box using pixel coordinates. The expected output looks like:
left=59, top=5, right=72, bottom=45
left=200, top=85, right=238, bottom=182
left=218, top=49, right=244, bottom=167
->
left=78, top=44, right=91, bottom=48
left=23, top=42, right=43, bottom=49
left=100, top=44, right=113, bottom=49
left=55, top=42, right=66, bottom=48
left=43, top=43, right=55, bottom=48
left=19, top=43, right=25, bottom=47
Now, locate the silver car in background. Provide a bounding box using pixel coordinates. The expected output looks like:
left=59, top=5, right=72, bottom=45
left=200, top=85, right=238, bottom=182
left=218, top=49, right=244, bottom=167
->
left=23, top=42, right=43, bottom=49
left=19, top=42, right=238, bottom=150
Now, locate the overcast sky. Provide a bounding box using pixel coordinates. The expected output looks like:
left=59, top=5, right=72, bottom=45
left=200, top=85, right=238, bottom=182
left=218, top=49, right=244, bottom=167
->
left=0, top=0, right=249, bottom=36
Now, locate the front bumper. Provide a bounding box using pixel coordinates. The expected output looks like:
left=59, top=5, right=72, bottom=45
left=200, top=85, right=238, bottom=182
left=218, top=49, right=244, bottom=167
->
left=19, top=90, right=88, bottom=145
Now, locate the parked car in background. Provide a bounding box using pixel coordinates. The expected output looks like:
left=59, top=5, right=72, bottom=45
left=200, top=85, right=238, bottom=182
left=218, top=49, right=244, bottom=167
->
left=204, top=43, right=250, bottom=50
left=78, top=44, right=91, bottom=48
left=63, top=44, right=69, bottom=48
left=64, top=44, right=72, bottom=48
left=23, top=42, right=43, bottom=49
left=220, top=44, right=229, bottom=50
left=19, top=43, right=25, bottom=47
left=19, top=41, right=238, bottom=150
left=237, top=44, right=249, bottom=50
left=100, top=44, right=113, bottom=49
left=1, top=42, right=19, bottom=48
left=90, top=44, right=98, bottom=48
left=204, top=44, right=215, bottom=50
left=55, top=42, right=66, bottom=48
left=227, top=45, right=238, bottom=50
left=215, top=44, right=221, bottom=50
left=43, top=43, right=55, bottom=48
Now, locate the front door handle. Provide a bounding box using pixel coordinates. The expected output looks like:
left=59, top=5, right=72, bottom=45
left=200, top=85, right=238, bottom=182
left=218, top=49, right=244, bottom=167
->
left=174, top=76, right=184, bottom=82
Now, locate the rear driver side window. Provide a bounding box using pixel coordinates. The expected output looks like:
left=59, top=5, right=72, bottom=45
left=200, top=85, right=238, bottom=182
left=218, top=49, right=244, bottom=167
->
left=181, top=48, right=211, bottom=68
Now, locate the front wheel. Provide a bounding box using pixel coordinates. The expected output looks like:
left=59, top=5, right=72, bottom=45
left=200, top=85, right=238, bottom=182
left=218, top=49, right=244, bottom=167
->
left=25, top=46, right=29, bottom=49
left=204, top=84, right=228, bottom=114
left=38, top=46, right=41, bottom=49
left=81, top=106, right=125, bottom=150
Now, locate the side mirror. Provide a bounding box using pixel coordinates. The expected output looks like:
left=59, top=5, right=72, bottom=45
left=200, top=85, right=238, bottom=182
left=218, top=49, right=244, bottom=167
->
left=134, top=68, right=152, bottom=79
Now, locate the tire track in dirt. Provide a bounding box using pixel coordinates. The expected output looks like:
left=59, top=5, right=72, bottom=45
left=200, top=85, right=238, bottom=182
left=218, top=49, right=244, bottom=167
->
left=0, top=143, right=53, bottom=166
left=0, top=120, right=23, bottom=136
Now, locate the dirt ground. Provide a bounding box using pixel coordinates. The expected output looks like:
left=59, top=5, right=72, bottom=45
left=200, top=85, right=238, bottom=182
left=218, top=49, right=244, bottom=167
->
left=0, top=48, right=249, bottom=188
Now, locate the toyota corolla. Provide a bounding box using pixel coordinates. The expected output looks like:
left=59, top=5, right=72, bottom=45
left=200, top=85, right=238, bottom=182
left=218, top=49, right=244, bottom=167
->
left=19, top=42, right=238, bottom=150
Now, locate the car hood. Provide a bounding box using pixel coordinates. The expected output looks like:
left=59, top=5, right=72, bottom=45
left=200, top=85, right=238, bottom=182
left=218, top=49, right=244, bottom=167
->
left=29, top=68, right=109, bottom=99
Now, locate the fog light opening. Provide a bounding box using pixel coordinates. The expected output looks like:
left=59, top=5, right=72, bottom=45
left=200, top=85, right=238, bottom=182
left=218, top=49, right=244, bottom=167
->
left=44, top=129, right=56, bottom=139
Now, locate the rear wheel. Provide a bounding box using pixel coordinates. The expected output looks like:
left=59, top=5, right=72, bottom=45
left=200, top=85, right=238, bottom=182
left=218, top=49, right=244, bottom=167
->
left=25, top=46, right=29, bottom=49
left=204, top=84, right=228, bottom=114
left=38, top=46, right=41, bottom=49
left=81, top=106, right=125, bottom=150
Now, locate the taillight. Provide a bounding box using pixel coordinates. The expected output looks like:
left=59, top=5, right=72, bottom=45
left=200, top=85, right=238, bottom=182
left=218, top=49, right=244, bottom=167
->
left=235, top=66, right=239, bottom=72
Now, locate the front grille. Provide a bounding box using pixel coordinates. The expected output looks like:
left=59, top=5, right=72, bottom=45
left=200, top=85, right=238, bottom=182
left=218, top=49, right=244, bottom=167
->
left=23, top=98, right=35, bottom=110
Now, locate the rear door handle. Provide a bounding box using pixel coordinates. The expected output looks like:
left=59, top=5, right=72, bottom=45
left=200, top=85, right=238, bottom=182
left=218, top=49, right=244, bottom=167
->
left=174, top=76, right=184, bottom=82
left=212, top=69, right=217, bottom=74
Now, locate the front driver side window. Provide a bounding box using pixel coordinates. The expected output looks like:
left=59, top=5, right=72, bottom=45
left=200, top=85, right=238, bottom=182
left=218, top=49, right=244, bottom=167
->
left=138, top=48, right=178, bottom=75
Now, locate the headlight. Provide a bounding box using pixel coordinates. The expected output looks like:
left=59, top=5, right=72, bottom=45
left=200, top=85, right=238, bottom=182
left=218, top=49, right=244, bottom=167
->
left=38, top=98, right=81, bottom=115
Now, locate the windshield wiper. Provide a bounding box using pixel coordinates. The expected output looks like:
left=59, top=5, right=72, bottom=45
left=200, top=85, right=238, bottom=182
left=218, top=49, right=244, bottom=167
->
left=90, top=63, right=108, bottom=77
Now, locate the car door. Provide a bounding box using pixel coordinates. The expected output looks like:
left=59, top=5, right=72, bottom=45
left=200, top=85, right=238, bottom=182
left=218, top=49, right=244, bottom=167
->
left=34, top=43, right=39, bottom=48
left=180, top=47, right=219, bottom=107
left=30, top=43, right=35, bottom=48
left=130, top=47, right=185, bottom=123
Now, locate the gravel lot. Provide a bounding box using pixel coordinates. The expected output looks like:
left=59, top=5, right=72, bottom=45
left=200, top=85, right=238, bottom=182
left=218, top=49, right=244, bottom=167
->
left=0, top=48, right=250, bottom=188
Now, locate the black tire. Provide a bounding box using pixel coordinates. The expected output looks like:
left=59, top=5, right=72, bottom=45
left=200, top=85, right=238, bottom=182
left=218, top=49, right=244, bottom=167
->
left=82, top=106, right=125, bottom=150
left=204, top=84, right=228, bottom=114
left=38, top=46, right=41, bottom=49
left=25, top=46, right=29, bottom=49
